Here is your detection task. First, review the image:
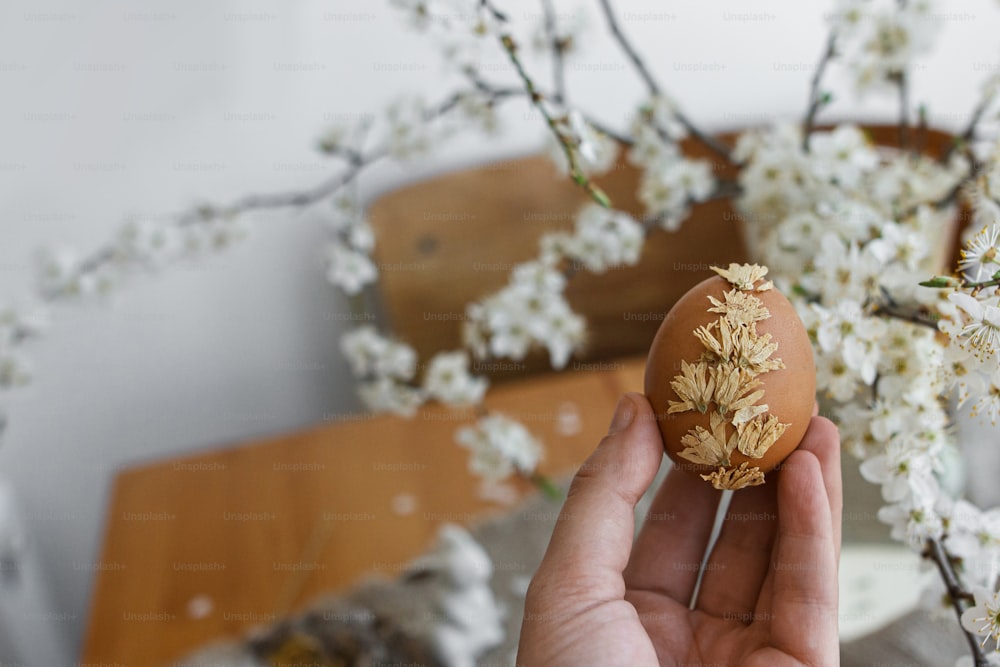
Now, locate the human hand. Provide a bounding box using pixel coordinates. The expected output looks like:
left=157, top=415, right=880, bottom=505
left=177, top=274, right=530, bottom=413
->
left=517, top=392, right=842, bottom=666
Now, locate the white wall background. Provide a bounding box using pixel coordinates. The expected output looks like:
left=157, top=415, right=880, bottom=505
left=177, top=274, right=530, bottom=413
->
left=0, top=0, right=997, bottom=662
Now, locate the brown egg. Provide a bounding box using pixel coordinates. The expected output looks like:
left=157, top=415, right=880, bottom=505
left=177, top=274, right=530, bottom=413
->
left=644, top=265, right=815, bottom=490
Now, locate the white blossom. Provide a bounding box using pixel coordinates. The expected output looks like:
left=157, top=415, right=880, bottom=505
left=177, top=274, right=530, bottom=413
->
left=831, top=0, right=941, bottom=93
left=340, top=326, right=417, bottom=381
left=877, top=492, right=945, bottom=549
left=325, top=242, right=378, bottom=295
left=0, top=304, right=48, bottom=345
left=947, top=291, right=1000, bottom=361
left=423, top=351, right=488, bottom=406
left=961, top=586, right=1000, bottom=653
left=859, top=440, right=937, bottom=502
left=627, top=96, right=688, bottom=169
left=358, top=377, right=424, bottom=417
left=814, top=299, right=884, bottom=385
left=639, top=157, right=714, bottom=230
left=961, top=223, right=1000, bottom=281
left=465, top=261, right=585, bottom=368
left=455, top=413, right=542, bottom=481
left=809, top=124, right=879, bottom=189
left=564, top=204, right=644, bottom=273
left=117, top=220, right=180, bottom=267
left=0, top=351, right=32, bottom=390
left=547, top=110, right=618, bottom=176
left=947, top=500, right=1000, bottom=587
left=36, top=247, right=90, bottom=296
left=180, top=219, right=245, bottom=257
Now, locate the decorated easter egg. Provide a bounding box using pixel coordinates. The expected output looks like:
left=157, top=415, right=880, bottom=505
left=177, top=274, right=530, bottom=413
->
left=644, top=263, right=816, bottom=490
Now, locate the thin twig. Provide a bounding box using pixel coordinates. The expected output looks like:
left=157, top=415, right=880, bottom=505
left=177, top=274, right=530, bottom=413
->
left=942, top=91, right=995, bottom=163
left=498, top=33, right=612, bottom=207
left=871, top=303, right=941, bottom=330
left=802, top=32, right=837, bottom=152
left=539, top=0, right=566, bottom=105
left=464, top=67, right=633, bottom=144
left=479, top=0, right=508, bottom=23
left=924, top=146, right=984, bottom=214
left=596, top=0, right=732, bottom=163
left=895, top=72, right=911, bottom=151
left=923, top=538, right=990, bottom=666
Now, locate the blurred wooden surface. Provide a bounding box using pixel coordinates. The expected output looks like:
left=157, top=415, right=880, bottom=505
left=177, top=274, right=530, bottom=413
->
left=81, top=357, right=646, bottom=666
left=368, top=141, right=747, bottom=380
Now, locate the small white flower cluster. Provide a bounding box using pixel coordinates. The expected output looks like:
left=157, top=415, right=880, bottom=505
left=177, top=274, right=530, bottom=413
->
left=324, top=194, right=378, bottom=296
left=340, top=325, right=423, bottom=416
left=455, top=413, right=542, bottom=481
left=37, top=218, right=248, bottom=299
left=340, top=326, right=489, bottom=416
left=545, top=109, right=619, bottom=177
left=831, top=0, right=940, bottom=93
left=339, top=323, right=546, bottom=485
left=936, top=142, right=1000, bottom=424
left=542, top=203, right=644, bottom=273
left=738, top=122, right=985, bottom=595
left=464, top=261, right=584, bottom=369
left=0, top=304, right=46, bottom=394
left=423, top=351, right=489, bottom=406
left=629, top=96, right=715, bottom=230
left=465, top=204, right=645, bottom=369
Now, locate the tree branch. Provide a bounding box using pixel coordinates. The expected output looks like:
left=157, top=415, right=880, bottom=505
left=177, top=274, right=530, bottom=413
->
left=923, top=538, right=990, bottom=666
left=803, top=32, right=837, bottom=152
left=39, top=83, right=520, bottom=300
left=596, top=0, right=732, bottom=163
left=895, top=71, right=911, bottom=151
left=539, top=0, right=566, bottom=105
left=497, top=33, right=612, bottom=207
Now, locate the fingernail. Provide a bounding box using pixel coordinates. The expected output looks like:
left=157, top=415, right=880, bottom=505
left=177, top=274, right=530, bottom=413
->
left=608, top=394, right=635, bottom=434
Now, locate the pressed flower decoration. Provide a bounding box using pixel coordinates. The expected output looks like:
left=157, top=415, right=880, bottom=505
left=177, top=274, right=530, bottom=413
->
left=9, top=0, right=1000, bottom=663
left=665, top=264, right=790, bottom=490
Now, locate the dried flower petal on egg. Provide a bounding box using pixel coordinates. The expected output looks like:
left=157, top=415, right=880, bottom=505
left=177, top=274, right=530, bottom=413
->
left=645, top=263, right=816, bottom=490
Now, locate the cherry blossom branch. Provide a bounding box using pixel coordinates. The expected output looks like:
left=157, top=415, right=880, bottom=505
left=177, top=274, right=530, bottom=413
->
left=596, top=0, right=733, bottom=163
left=461, top=67, right=633, bottom=144
left=802, top=32, right=837, bottom=152
left=498, top=33, right=613, bottom=208
left=923, top=538, right=989, bottom=666
left=38, top=85, right=515, bottom=301
left=539, top=0, right=566, bottom=105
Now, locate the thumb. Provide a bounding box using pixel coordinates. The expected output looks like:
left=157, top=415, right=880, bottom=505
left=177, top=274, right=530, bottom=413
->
left=532, top=393, right=664, bottom=602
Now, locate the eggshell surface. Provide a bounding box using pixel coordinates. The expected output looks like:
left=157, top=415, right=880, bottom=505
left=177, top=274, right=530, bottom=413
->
left=644, top=269, right=815, bottom=489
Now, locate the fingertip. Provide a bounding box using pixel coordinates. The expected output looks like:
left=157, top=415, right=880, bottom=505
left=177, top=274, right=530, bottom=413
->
left=777, top=450, right=829, bottom=532
left=575, top=393, right=663, bottom=503
left=799, top=416, right=840, bottom=453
